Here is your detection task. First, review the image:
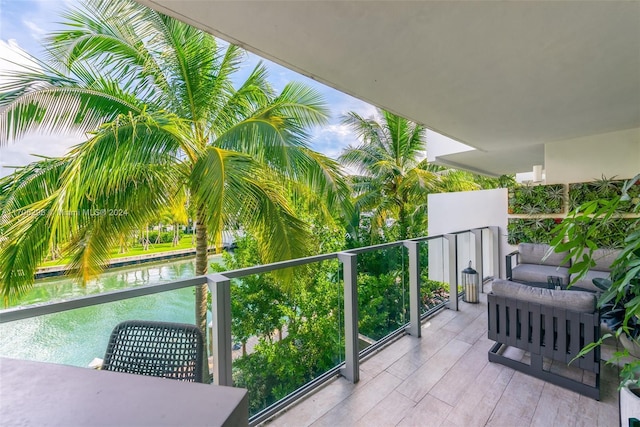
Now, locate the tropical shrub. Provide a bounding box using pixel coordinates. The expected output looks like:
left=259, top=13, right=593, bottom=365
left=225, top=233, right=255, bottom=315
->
left=139, top=231, right=179, bottom=245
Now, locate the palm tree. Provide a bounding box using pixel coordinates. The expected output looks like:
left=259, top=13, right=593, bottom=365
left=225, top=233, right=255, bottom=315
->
left=0, top=0, right=348, bottom=358
left=339, top=110, right=479, bottom=241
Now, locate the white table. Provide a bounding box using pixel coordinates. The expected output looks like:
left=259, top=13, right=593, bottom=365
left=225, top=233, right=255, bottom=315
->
left=0, top=357, right=248, bottom=426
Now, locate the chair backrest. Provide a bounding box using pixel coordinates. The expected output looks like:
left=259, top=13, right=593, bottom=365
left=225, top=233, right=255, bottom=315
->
left=102, top=320, right=204, bottom=383
left=518, top=243, right=570, bottom=267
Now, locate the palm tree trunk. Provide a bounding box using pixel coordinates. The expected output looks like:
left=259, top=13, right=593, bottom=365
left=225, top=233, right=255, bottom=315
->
left=142, top=225, right=150, bottom=251
left=155, top=223, right=162, bottom=244
left=173, top=222, right=179, bottom=246
left=194, top=205, right=211, bottom=381
left=398, top=203, right=408, bottom=241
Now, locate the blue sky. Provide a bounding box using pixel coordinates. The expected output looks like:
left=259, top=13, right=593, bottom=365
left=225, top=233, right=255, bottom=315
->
left=0, top=0, right=379, bottom=176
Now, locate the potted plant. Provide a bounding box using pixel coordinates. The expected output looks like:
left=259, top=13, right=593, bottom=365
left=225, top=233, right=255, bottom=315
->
left=550, top=174, right=639, bottom=423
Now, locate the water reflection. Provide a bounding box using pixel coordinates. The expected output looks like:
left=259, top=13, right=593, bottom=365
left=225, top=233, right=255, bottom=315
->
left=0, top=255, right=222, bottom=367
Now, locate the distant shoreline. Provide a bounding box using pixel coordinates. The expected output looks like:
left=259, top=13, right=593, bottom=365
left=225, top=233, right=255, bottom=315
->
left=35, top=247, right=220, bottom=279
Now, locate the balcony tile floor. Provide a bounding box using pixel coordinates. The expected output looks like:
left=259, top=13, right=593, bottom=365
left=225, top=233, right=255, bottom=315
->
left=264, top=282, right=620, bottom=426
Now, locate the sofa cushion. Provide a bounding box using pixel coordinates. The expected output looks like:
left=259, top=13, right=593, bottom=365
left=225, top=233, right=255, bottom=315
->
left=571, top=248, right=620, bottom=273
left=491, top=279, right=597, bottom=313
left=512, top=264, right=570, bottom=285
left=518, top=243, right=570, bottom=267
left=570, top=270, right=610, bottom=293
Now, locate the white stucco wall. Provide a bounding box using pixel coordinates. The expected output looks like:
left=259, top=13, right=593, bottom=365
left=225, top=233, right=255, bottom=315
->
left=545, top=127, right=640, bottom=184
left=428, top=188, right=507, bottom=235
left=427, top=188, right=510, bottom=283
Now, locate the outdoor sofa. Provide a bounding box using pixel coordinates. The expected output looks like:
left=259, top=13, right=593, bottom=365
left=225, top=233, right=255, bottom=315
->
left=506, top=243, right=571, bottom=286
left=487, top=279, right=601, bottom=399
left=506, top=243, right=619, bottom=292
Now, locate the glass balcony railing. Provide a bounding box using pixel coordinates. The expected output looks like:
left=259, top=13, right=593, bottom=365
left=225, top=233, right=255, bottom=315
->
left=228, top=259, right=345, bottom=418
left=0, top=226, right=500, bottom=426
left=354, top=243, right=408, bottom=343
left=0, top=287, right=197, bottom=367
left=418, top=237, right=450, bottom=315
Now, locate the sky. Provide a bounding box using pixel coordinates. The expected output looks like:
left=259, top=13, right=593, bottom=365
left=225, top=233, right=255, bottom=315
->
left=0, top=0, right=470, bottom=178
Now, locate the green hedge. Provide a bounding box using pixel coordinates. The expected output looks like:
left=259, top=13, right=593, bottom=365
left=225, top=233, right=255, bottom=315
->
left=139, top=231, right=180, bottom=244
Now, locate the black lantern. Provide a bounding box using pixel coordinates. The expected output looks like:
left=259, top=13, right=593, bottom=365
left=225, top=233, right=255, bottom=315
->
left=462, top=261, right=479, bottom=303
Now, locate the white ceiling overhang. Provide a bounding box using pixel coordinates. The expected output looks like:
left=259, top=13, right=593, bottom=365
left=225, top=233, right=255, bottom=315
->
left=137, top=0, right=640, bottom=174
left=436, top=144, right=544, bottom=177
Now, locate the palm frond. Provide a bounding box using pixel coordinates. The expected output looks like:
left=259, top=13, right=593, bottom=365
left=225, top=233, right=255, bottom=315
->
left=0, top=85, right=140, bottom=145
left=193, top=148, right=312, bottom=274
left=0, top=157, right=69, bottom=220
left=229, top=172, right=311, bottom=267
left=46, top=0, right=170, bottom=99
left=0, top=197, right=56, bottom=304
left=210, top=62, right=271, bottom=134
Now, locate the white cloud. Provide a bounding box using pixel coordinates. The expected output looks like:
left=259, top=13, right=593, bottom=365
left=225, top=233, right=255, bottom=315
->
left=0, top=39, right=41, bottom=81
left=22, top=19, right=46, bottom=39
left=319, top=124, right=352, bottom=138
left=0, top=39, right=82, bottom=177
left=0, top=132, right=83, bottom=177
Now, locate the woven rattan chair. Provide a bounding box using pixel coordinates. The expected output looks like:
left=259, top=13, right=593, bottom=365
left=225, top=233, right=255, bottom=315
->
left=102, top=320, right=204, bottom=383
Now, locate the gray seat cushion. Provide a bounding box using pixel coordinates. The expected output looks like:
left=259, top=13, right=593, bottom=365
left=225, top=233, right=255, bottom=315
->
left=512, top=264, right=570, bottom=285
left=571, top=270, right=611, bottom=293
left=518, top=243, right=570, bottom=267
left=491, top=279, right=597, bottom=313
left=571, top=248, right=620, bottom=273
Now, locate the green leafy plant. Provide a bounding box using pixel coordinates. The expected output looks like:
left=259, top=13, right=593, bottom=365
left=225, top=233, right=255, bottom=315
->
left=550, top=174, right=640, bottom=389
left=419, top=278, right=449, bottom=311
left=507, top=218, right=556, bottom=245
left=569, top=176, right=640, bottom=212
left=509, top=183, right=565, bottom=214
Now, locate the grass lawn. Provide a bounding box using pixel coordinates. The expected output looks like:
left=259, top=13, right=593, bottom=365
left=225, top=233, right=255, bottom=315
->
left=39, top=235, right=196, bottom=268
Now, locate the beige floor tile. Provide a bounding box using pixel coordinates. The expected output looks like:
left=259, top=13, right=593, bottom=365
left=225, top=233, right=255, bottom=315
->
left=266, top=290, right=621, bottom=427
left=354, top=391, right=416, bottom=427
left=311, top=371, right=402, bottom=427
left=396, top=339, right=472, bottom=402
left=398, top=394, right=453, bottom=427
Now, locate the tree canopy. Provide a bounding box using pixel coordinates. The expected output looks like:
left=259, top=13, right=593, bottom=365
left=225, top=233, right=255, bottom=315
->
left=0, top=0, right=350, bottom=336
left=339, top=109, right=480, bottom=242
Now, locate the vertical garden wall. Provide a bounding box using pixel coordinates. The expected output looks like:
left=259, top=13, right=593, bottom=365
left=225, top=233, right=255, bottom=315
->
left=507, top=177, right=639, bottom=247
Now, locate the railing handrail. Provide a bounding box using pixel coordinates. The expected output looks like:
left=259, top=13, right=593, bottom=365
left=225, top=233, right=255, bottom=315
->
left=0, top=225, right=501, bottom=425
left=0, top=276, right=208, bottom=323
left=0, top=227, right=496, bottom=323
left=222, top=252, right=337, bottom=278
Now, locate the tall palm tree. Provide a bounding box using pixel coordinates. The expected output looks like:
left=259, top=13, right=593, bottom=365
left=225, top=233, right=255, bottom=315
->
left=339, top=110, right=478, bottom=241
left=0, top=0, right=348, bottom=353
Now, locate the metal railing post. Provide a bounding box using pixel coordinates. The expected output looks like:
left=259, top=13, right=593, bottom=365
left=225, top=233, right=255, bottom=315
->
left=489, top=226, right=500, bottom=279
left=338, top=252, right=359, bottom=383
left=444, top=234, right=458, bottom=311
left=403, top=240, right=421, bottom=337
left=471, top=229, right=484, bottom=293
left=208, top=274, right=232, bottom=386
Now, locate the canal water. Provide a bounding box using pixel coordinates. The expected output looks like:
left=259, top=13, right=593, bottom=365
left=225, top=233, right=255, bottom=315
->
left=0, top=255, right=222, bottom=367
